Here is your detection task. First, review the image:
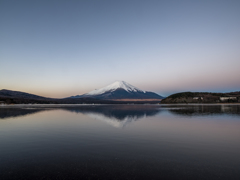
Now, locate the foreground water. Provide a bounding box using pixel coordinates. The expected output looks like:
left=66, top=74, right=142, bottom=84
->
left=0, top=104, right=240, bottom=180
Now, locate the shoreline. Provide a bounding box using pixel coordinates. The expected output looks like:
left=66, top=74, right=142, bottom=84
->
left=1, top=103, right=240, bottom=108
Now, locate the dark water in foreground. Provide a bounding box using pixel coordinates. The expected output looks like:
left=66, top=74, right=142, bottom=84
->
left=0, top=104, right=240, bottom=180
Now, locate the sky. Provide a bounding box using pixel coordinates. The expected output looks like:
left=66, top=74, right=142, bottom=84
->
left=0, top=0, right=240, bottom=98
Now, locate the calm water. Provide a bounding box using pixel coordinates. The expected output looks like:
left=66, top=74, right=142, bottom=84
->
left=0, top=104, right=240, bottom=180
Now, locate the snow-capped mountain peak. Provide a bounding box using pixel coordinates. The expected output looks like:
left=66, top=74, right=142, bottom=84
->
left=69, top=80, right=164, bottom=100
left=85, top=81, right=145, bottom=96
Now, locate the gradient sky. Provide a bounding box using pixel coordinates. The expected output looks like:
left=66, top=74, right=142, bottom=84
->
left=1, top=0, right=240, bottom=98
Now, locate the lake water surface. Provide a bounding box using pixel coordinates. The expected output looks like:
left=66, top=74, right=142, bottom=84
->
left=0, top=104, right=240, bottom=180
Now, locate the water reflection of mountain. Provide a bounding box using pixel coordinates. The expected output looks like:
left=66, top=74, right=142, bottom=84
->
left=1, top=104, right=239, bottom=124
left=63, top=105, right=161, bottom=128
left=0, top=107, right=47, bottom=119
left=167, top=105, right=240, bottom=116
left=64, top=105, right=160, bottom=119
left=0, top=105, right=161, bottom=126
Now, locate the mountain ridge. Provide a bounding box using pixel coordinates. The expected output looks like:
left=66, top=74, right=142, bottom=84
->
left=0, top=88, right=163, bottom=105
left=0, top=89, right=50, bottom=100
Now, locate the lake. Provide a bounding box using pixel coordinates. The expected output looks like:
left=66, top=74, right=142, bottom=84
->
left=0, top=104, right=240, bottom=180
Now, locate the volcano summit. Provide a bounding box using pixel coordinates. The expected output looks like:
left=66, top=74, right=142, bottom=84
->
left=70, top=81, right=164, bottom=100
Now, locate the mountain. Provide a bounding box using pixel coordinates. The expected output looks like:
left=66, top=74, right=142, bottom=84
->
left=0, top=89, right=161, bottom=104
left=0, top=89, right=49, bottom=100
left=70, top=81, right=164, bottom=100
left=0, top=89, right=59, bottom=104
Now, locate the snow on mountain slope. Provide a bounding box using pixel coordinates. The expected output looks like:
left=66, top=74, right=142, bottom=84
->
left=84, top=81, right=145, bottom=96
left=69, top=80, right=164, bottom=100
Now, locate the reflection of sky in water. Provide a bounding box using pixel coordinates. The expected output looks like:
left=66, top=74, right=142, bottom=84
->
left=0, top=105, right=240, bottom=179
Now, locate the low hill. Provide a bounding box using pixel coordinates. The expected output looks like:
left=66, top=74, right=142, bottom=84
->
left=161, top=91, right=240, bottom=103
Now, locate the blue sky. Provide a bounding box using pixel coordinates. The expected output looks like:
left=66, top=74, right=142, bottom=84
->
left=1, top=0, right=240, bottom=98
